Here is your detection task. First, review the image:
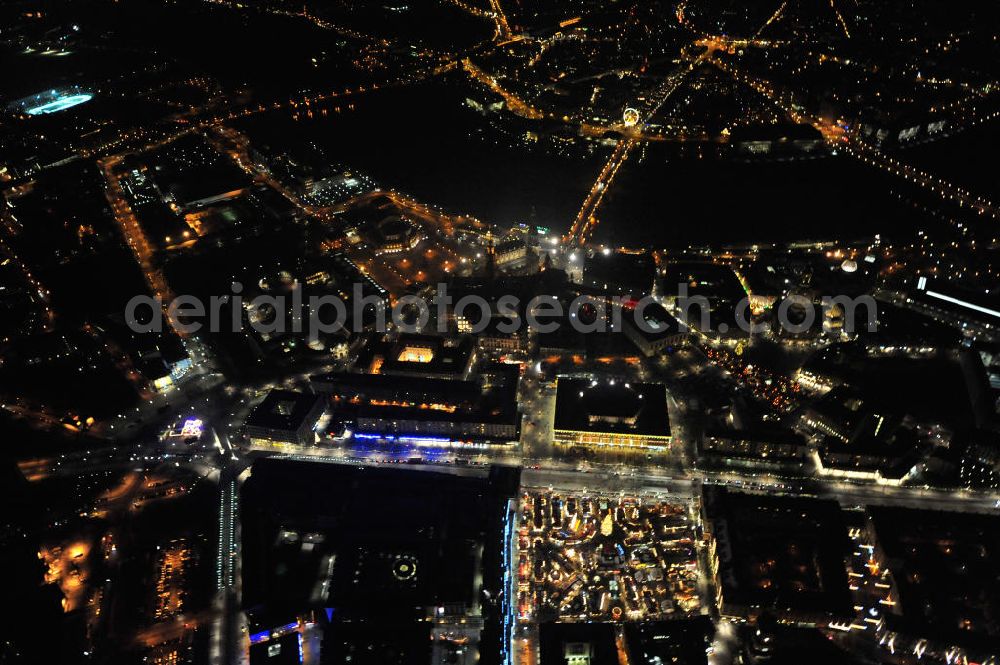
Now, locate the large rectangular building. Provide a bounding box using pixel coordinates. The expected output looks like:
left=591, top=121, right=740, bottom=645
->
left=244, top=389, right=327, bottom=448
left=622, top=302, right=690, bottom=357
left=351, top=332, right=477, bottom=380
left=311, top=371, right=520, bottom=444
left=552, top=377, right=671, bottom=451
left=866, top=507, right=1000, bottom=663
left=241, top=460, right=520, bottom=665
left=703, top=487, right=853, bottom=626
left=698, top=428, right=811, bottom=471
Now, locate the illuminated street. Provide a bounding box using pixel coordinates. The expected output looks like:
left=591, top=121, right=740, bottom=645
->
left=4, top=1, right=1000, bottom=664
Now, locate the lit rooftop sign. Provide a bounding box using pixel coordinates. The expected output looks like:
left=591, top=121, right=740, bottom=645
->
left=181, top=418, right=204, bottom=437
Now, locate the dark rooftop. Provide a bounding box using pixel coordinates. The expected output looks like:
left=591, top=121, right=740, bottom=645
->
left=169, top=165, right=248, bottom=205
left=729, top=123, right=824, bottom=143
left=869, top=507, right=1000, bottom=656
left=539, top=622, right=617, bottom=665
left=249, top=632, right=300, bottom=665
left=553, top=377, right=670, bottom=437
left=245, top=389, right=325, bottom=432
left=313, top=371, right=482, bottom=403
left=704, top=487, right=853, bottom=620
left=321, top=621, right=431, bottom=665
left=583, top=250, right=656, bottom=297
left=624, top=302, right=685, bottom=342
left=624, top=618, right=715, bottom=665
left=659, top=262, right=746, bottom=304
left=241, top=459, right=516, bottom=623
left=313, top=369, right=518, bottom=433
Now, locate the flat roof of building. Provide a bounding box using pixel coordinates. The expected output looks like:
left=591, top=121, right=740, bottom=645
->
left=624, top=302, right=685, bottom=342
left=245, top=389, right=324, bottom=432
left=553, top=377, right=670, bottom=438
left=624, top=618, right=714, bottom=665
left=167, top=162, right=249, bottom=206
left=313, top=370, right=518, bottom=428
left=583, top=250, right=656, bottom=296
left=705, top=427, right=808, bottom=448
left=322, top=621, right=431, bottom=665
left=729, top=122, right=824, bottom=143
left=704, top=487, right=853, bottom=619
left=539, top=622, right=617, bottom=665
left=869, top=506, right=1000, bottom=654
left=805, top=348, right=987, bottom=430
left=659, top=261, right=746, bottom=303
left=241, top=459, right=518, bottom=623
left=248, top=632, right=300, bottom=665
left=313, top=371, right=482, bottom=402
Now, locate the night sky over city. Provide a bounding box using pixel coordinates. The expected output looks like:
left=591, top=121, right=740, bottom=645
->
left=2, top=1, right=1000, bottom=664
